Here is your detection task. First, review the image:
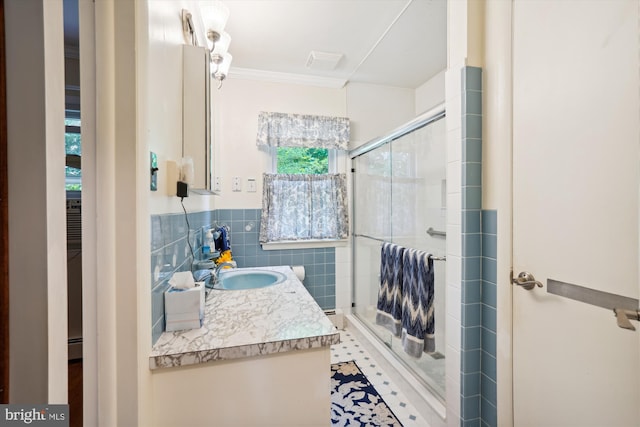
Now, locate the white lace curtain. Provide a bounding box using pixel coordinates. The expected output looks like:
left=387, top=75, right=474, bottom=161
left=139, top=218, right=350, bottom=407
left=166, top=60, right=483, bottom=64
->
left=259, top=174, right=349, bottom=243
left=256, top=111, right=350, bottom=150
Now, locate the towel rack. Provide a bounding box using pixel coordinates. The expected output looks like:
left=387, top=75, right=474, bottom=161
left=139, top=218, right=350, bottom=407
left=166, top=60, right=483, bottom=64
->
left=353, top=233, right=446, bottom=261
left=426, top=227, right=446, bottom=237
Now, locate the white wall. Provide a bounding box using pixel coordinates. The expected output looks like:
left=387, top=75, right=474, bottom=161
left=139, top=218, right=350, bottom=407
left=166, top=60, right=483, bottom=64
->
left=415, top=69, right=446, bottom=115
left=146, top=0, right=216, bottom=215
left=345, top=82, right=415, bottom=149
left=482, top=1, right=513, bottom=424
left=6, top=0, right=68, bottom=404
left=211, top=77, right=347, bottom=209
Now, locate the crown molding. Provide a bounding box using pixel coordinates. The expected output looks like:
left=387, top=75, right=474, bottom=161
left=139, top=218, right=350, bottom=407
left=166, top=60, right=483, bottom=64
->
left=228, top=67, right=347, bottom=89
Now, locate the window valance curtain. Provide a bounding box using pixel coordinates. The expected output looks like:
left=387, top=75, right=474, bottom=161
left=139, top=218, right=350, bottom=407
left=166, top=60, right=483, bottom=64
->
left=256, top=111, right=350, bottom=150
left=259, top=173, right=349, bottom=243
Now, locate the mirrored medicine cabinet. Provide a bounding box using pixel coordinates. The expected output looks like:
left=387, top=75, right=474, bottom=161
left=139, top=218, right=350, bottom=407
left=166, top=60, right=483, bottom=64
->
left=182, top=44, right=215, bottom=194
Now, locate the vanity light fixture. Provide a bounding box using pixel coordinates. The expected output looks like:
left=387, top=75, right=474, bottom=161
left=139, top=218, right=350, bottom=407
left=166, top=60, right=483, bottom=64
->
left=200, top=0, right=233, bottom=88
left=212, top=52, right=232, bottom=88
left=182, top=2, right=233, bottom=89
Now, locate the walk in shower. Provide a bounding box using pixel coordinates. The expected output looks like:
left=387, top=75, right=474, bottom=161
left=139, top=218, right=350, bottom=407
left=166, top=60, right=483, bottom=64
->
left=350, top=105, right=447, bottom=401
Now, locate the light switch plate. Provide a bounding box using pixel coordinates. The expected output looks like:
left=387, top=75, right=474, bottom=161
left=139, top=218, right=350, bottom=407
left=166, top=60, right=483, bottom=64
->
left=247, top=178, right=256, bottom=192
left=214, top=176, right=222, bottom=192
left=232, top=176, right=242, bottom=192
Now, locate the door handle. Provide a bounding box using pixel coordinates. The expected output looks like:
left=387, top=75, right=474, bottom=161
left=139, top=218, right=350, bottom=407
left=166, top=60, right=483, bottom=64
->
left=613, top=308, right=640, bottom=331
left=511, top=271, right=543, bottom=290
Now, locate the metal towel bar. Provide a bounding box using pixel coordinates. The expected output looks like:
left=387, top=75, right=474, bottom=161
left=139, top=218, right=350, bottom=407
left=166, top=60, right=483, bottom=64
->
left=353, top=233, right=446, bottom=261
left=426, top=227, right=446, bottom=237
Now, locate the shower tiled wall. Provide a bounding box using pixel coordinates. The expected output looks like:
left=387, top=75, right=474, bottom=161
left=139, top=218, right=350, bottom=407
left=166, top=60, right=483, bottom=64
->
left=459, top=66, right=497, bottom=427
left=150, top=208, right=336, bottom=345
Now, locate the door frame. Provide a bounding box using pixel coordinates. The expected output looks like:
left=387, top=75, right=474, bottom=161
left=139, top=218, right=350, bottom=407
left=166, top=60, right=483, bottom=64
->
left=0, top=0, right=9, bottom=404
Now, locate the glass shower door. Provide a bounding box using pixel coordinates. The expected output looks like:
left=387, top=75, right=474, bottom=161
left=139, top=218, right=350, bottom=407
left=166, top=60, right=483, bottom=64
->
left=352, top=143, right=392, bottom=347
left=351, top=116, right=447, bottom=401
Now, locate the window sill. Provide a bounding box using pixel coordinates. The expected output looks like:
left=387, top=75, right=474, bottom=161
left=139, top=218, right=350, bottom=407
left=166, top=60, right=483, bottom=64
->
left=261, top=239, right=349, bottom=251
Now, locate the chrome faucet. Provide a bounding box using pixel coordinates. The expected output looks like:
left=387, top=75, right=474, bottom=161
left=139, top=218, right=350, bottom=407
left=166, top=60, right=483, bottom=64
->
left=211, top=262, right=236, bottom=285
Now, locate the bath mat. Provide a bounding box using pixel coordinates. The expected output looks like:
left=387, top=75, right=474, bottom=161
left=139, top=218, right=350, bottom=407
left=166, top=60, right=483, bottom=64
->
left=331, top=360, right=403, bottom=427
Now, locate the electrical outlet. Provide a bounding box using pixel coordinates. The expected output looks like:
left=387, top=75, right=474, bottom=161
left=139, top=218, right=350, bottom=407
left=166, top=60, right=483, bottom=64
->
left=232, top=176, right=242, bottom=192
left=214, top=176, right=222, bottom=192
left=247, top=178, right=256, bottom=192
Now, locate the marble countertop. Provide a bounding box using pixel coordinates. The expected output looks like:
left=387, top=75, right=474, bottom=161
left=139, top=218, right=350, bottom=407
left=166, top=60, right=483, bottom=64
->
left=149, top=265, right=340, bottom=370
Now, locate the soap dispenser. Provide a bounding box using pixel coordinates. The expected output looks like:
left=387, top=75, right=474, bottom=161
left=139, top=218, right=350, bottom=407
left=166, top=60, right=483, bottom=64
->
left=203, top=229, right=214, bottom=258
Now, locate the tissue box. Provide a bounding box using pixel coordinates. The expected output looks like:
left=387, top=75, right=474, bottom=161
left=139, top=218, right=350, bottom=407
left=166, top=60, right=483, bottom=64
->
left=164, top=281, right=205, bottom=332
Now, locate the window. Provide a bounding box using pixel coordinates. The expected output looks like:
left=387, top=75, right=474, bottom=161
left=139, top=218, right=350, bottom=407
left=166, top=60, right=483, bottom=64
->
left=65, top=114, right=81, bottom=191
left=258, top=111, right=350, bottom=246
left=273, top=147, right=336, bottom=174
left=259, top=173, right=348, bottom=244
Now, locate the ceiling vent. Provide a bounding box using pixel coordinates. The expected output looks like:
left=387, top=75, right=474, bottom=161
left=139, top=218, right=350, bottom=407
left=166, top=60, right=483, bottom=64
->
left=305, top=51, right=343, bottom=71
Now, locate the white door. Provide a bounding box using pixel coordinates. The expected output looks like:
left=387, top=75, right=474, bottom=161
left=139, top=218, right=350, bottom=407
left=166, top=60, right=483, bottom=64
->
left=512, top=1, right=640, bottom=426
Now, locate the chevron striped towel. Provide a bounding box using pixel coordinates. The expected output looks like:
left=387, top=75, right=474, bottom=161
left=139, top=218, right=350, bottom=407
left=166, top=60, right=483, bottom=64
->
left=375, top=242, right=405, bottom=336
left=401, top=248, right=435, bottom=358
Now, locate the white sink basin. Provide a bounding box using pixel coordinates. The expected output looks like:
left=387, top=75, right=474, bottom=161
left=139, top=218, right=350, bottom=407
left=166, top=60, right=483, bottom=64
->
left=213, top=269, right=287, bottom=290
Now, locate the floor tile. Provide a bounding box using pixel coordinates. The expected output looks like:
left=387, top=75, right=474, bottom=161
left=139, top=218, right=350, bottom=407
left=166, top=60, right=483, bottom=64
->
left=331, top=329, right=430, bottom=427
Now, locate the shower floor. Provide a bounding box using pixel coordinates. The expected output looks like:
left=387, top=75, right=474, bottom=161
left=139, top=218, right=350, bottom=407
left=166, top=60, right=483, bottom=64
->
left=355, top=308, right=446, bottom=400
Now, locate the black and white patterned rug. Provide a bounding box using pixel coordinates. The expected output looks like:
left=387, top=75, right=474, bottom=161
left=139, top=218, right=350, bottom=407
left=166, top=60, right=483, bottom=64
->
left=331, top=360, right=403, bottom=426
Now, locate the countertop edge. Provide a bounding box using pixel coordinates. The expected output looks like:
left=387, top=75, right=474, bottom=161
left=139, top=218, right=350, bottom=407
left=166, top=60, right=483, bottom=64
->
left=150, top=331, right=341, bottom=370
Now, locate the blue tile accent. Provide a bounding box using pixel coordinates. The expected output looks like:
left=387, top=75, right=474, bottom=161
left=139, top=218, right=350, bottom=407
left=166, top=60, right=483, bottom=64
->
left=481, top=328, right=497, bottom=358
left=462, top=186, right=482, bottom=210
left=464, top=139, right=483, bottom=163
left=481, top=234, right=497, bottom=259
left=481, top=281, right=497, bottom=308
left=461, top=372, right=481, bottom=396
left=464, top=66, right=483, bottom=91
left=462, top=349, right=481, bottom=372
left=462, top=257, right=481, bottom=281
left=463, top=210, right=481, bottom=233
left=462, top=326, right=481, bottom=350
left=462, top=233, right=482, bottom=257
left=480, top=209, right=498, bottom=426
left=463, top=163, right=482, bottom=186
left=461, top=395, right=481, bottom=419
left=150, top=208, right=338, bottom=345
left=461, top=66, right=499, bottom=427
left=480, top=375, right=497, bottom=406
left=481, top=258, right=497, bottom=284
left=481, top=398, right=497, bottom=427
left=462, top=303, right=482, bottom=327
left=463, top=114, right=483, bottom=139
left=464, top=90, right=483, bottom=115
left=482, top=305, right=497, bottom=333
left=462, top=280, right=482, bottom=304
left=481, top=351, right=497, bottom=382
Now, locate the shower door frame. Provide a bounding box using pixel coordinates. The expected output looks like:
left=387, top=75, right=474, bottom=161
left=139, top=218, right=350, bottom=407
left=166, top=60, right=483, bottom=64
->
left=349, top=103, right=446, bottom=404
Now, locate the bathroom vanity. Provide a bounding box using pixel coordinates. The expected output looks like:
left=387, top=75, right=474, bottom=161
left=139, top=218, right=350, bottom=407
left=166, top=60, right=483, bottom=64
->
left=149, top=266, right=340, bottom=427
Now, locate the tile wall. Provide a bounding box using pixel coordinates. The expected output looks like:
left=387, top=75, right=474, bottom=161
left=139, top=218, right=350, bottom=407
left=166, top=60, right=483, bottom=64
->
left=150, top=208, right=337, bottom=345
left=215, top=209, right=336, bottom=310
left=150, top=210, right=215, bottom=344
left=480, top=210, right=497, bottom=426
left=459, top=66, right=497, bottom=427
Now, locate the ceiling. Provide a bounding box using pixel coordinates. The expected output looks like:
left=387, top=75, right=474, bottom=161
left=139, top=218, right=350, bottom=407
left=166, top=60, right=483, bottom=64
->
left=220, top=0, right=447, bottom=89
left=62, top=0, right=447, bottom=90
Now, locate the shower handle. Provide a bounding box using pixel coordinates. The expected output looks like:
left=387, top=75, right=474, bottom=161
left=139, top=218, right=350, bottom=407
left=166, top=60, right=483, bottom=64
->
left=511, top=271, right=544, bottom=291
